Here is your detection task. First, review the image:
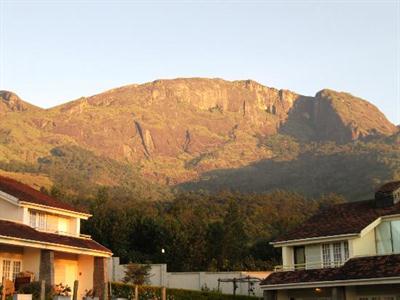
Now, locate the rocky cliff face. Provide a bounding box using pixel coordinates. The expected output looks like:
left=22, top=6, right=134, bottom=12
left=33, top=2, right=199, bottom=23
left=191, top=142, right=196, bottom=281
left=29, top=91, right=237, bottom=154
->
left=0, top=91, right=39, bottom=114
left=312, top=89, right=397, bottom=142
left=0, top=78, right=397, bottom=187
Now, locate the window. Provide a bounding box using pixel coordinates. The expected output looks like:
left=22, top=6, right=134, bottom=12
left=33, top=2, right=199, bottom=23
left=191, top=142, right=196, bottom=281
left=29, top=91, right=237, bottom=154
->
left=29, top=210, right=47, bottom=230
left=1, top=259, right=22, bottom=281
left=12, top=261, right=21, bottom=280
left=2, top=260, right=11, bottom=280
left=321, top=241, right=349, bottom=268
left=322, top=244, right=330, bottom=268
left=333, top=242, right=342, bottom=266
left=358, top=297, right=396, bottom=300
left=343, top=240, right=349, bottom=260
left=29, top=211, right=37, bottom=228
left=294, top=246, right=305, bottom=270
left=376, top=220, right=400, bottom=254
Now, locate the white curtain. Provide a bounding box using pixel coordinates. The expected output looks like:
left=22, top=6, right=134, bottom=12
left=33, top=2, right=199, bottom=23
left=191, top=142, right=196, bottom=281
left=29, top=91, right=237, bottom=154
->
left=376, top=221, right=392, bottom=254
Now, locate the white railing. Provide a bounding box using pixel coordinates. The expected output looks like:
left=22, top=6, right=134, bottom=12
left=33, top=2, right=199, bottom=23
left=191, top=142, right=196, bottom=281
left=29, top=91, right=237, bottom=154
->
left=274, top=260, right=348, bottom=272
left=32, top=224, right=78, bottom=237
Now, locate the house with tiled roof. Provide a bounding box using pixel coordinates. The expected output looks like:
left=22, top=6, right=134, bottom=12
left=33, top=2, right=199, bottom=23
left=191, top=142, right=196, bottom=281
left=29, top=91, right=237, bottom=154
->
left=261, top=181, right=400, bottom=300
left=0, top=176, right=112, bottom=299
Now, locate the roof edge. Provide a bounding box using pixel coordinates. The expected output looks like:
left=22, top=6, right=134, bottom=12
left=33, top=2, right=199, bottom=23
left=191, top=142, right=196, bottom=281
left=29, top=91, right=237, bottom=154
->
left=273, top=213, right=400, bottom=246
left=20, top=201, right=91, bottom=218
left=261, top=276, right=400, bottom=290
left=0, top=234, right=112, bottom=257
left=271, top=233, right=359, bottom=247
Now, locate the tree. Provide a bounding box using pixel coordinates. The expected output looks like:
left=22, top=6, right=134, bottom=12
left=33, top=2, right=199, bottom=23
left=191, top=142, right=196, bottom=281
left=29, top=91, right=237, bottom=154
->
left=123, top=264, right=152, bottom=285
left=221, top=200, right=249, bottom=270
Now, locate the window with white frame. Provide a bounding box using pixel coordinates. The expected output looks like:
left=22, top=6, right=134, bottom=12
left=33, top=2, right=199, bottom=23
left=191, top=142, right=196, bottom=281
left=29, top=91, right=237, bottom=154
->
left=322, top=243, right=331, bottom=268
left=1, top=259, right=22, bottom=281
left=333, top=242, right=342, bottom=266
left=376, top=220, right=400, bottom=254
left=358, top=296, right=397, bottom=300
left=29, top=210, right=47, bottom=230
left=12, top=261, right=21, bottom=280
left=321, top=241, right=349, bottom=268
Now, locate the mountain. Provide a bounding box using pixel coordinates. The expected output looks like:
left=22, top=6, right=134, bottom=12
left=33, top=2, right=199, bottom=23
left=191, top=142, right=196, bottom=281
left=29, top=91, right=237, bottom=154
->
left=0, top=78, right=398, bottom=201
left=0, top=91, right=40, bottom=114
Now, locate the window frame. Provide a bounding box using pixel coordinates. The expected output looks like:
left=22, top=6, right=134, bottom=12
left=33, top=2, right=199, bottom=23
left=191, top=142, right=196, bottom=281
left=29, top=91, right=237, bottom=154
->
left=0, top=258, right=23, bottom=281
left=375, top=220, right=400, bottom=255
left=29, top=209, right=47, bottom=231
left=320, top=241, right=349, bottom=268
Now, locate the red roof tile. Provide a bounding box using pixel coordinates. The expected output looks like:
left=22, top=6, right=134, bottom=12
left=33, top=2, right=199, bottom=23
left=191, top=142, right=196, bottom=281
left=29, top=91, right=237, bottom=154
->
left=0, top=219, right=111, bottom=254
left=261, top=254, right=400, bottom=286
left=0, top=175, right=87, bottom=214
left=274, top=200, right=400, bottom=242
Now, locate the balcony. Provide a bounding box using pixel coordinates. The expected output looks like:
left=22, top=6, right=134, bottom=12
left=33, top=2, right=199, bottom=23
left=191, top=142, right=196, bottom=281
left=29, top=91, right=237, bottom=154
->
left=31, top=224, right=78, bottom=237
left=274, top=259, right=348, bottom=272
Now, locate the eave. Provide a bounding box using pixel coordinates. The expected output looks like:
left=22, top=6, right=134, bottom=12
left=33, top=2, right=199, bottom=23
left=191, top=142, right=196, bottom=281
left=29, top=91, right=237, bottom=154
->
left=272, top=213, right=400, bottom=247
left=19, top=201, right=91, bottom=219
left=261, top=276, right=400, bottom=290
left=0, top=234, right=112, bottom=258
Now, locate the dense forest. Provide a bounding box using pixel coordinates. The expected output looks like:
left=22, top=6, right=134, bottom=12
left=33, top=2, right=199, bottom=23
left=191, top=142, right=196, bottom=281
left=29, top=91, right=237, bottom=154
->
left=48, top=187, right=344, bottom=271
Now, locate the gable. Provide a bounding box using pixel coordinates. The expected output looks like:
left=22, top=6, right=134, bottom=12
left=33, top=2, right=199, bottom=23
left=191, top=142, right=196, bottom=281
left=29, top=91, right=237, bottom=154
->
left=0, top=193, right=24, bottom=222
left=0, top=175, right=89, bottom=217
left=273, top=200, right=400, bottom=245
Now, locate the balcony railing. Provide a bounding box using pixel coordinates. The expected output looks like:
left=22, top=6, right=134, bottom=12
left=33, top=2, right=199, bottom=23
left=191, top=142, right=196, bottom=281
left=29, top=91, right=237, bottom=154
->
left=31, top=224, right=78, bottom=237
left=274, top=259, right=348, bottom=272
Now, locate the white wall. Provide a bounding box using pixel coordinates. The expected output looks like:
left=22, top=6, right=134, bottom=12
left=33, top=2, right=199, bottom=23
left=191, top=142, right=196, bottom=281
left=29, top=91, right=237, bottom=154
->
left=352, top=229, right=376, bottom=257
left=78, top=255, right=94, bottom=299
left=22, top=247, right=41, bottom=280
left=109, top=258, right=271, bottom=297
left=0, top=197, right=24, bottom=222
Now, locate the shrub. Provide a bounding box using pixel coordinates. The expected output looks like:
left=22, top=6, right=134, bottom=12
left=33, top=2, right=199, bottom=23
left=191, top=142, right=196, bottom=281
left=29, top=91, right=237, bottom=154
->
left=17, top=282, right=54, bottom=300
left=110, top=282, right=262, bottom=300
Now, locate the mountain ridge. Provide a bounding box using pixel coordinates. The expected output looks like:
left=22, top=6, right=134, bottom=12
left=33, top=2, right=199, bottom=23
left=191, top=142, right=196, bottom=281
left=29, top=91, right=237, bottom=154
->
left=0, top=78, right=398, bottom=201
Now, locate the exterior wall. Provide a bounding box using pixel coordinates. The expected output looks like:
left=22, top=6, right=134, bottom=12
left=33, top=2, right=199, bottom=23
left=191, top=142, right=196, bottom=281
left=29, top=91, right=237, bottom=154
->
left=0, top=244, right=23, bottom=259
left=54, top=252, right=79, bottom=289
left=267, top=285, right=400, bottom=300
left=22, top=247, right=41, bottom=280
left=0, top=198, right=24, bottom=222
left=354, top=284, right=400, bottom=296
left=78, top=255, right=94, bottom=299
left=109, top=258, right=270, bottom=297
left=352, top=229, right=376, bottom=257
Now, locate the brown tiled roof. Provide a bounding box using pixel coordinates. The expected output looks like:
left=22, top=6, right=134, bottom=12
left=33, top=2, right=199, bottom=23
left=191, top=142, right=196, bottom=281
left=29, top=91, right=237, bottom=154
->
left=0, top=175, right=87, bottom=214
left=274, top=200, right=400, bottom=243
left=261, top=254, right=400, bottom=286
left=0, top=219, right=111, bottom=254
left=377, top=181, right=400, bottom=193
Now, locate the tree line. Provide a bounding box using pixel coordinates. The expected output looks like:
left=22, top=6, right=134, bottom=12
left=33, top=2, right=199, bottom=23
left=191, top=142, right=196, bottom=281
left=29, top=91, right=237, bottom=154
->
left=49, top=188, right=344, bottom=272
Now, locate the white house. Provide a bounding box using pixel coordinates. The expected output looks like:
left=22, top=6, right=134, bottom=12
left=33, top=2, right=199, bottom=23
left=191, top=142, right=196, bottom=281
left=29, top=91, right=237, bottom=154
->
left=0, top=175, right=112, bottom=299
left=261, top=181, right=400, bottom=299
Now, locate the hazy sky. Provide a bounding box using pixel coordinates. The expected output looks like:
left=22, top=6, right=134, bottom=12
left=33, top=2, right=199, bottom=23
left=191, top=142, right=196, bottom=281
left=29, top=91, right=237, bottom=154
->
left=0, top=0, right=399, bottom=124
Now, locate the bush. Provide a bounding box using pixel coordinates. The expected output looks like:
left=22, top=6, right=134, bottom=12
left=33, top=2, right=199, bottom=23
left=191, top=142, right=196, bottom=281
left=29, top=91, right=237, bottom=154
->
left=168, top=288, right=261, bottom=300
left=17, top=282, right=54, bottom=300
left=110, top=282, right=262, bottom=300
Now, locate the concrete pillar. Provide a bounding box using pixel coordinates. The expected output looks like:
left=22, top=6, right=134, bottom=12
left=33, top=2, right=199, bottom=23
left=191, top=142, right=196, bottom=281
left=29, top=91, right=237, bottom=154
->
left=264, top=290, right=277, bottom=300
left=39, top=250, right=54, bottom=286
left=199, top=272, right=205, bottom=290
left=93, top=257, right=108, bottom=300
left=160, top=264, right=167, bottom=287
